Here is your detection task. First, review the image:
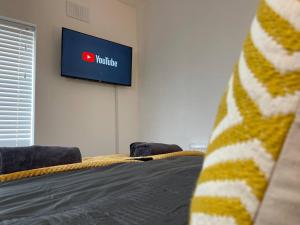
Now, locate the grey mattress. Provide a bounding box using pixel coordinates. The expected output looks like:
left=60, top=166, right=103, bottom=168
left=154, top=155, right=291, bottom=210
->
left=0, top=156, right=204, bottom=225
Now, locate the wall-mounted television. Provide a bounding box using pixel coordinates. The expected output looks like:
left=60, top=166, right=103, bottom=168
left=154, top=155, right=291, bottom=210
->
left=61, top=28, right=132, bottom=86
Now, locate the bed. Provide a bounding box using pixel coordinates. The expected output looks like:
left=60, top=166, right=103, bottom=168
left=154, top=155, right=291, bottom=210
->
left=0, top=154, right=203, bottom=225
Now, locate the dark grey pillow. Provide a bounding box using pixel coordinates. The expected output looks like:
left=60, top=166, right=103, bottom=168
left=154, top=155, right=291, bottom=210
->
left=0, top=145, right=82, bottom=174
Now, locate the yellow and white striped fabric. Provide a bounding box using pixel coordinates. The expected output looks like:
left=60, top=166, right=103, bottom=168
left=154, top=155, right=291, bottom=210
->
left=190, top=0, right=300, bottom=224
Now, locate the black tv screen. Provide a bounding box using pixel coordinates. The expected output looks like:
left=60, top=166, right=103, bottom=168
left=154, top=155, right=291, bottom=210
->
left=61, top=28, right=132, bottom=86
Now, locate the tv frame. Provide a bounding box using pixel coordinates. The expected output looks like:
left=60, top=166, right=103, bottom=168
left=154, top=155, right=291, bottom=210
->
left=61, top=27, right=133, bottom=86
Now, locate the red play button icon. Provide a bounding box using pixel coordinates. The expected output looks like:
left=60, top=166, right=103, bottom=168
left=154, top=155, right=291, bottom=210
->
left=82, top=52, right=95, bottom=63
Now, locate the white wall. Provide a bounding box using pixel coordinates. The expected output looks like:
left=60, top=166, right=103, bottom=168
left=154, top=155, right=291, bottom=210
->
left=0, top=0, right=261, bottom=154
left=137, top=0, right=259, bottom=149
left=0, top=0, right=138, bottom=156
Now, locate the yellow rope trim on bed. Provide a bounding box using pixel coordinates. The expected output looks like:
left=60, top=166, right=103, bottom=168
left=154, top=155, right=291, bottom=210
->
left=0, top=156, right=137, bottom=182
left=149, top=150, right=203, bottom=160
left=0, top=151, right=202, bottom=182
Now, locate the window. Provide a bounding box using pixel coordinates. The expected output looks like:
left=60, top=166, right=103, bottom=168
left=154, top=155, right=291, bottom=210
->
left=0, top=17, right=35, bottom=147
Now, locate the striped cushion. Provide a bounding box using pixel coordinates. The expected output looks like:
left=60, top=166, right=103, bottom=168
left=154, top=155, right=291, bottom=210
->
left=190, top=0, right=300, bottom=224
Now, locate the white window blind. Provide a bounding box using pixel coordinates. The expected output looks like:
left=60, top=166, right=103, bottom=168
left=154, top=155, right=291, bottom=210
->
left=0, top=18, right=35, bottom=147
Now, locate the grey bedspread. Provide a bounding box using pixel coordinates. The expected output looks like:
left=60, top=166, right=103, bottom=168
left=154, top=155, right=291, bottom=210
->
left=0, top=156, right=203, bottom=225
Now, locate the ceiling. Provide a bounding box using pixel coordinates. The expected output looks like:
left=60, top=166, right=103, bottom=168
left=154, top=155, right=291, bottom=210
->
left=117, top=0, right=137, bottom=7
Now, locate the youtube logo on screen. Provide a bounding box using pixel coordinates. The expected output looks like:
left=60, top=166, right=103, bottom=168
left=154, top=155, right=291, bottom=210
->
left=81, top=51, right=118, bottom=67
left=82, top=52, right=95, bottom=63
